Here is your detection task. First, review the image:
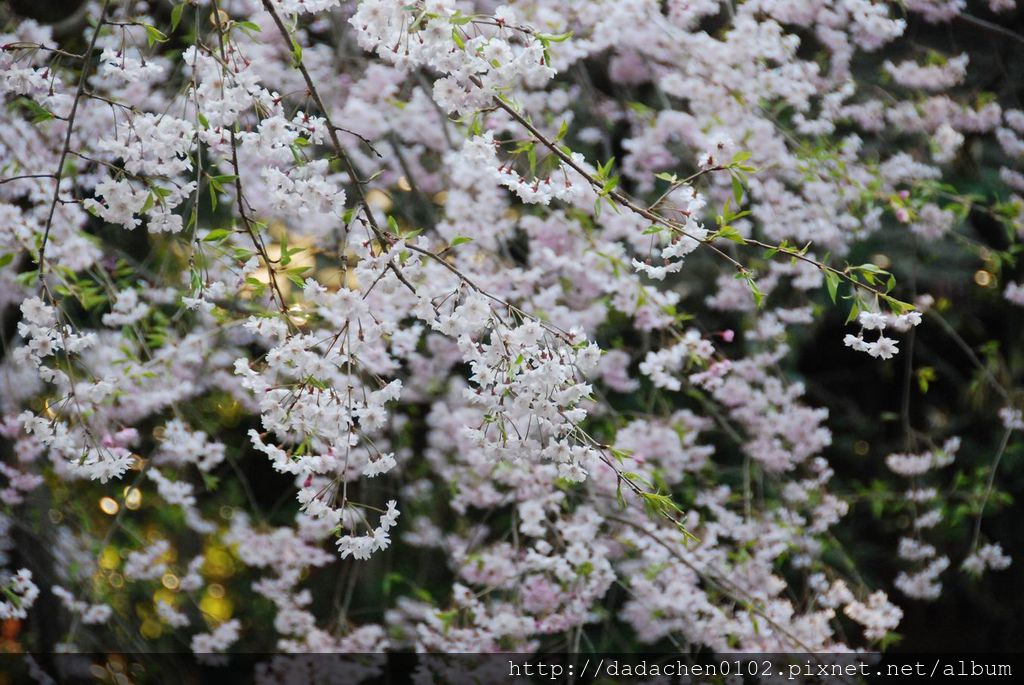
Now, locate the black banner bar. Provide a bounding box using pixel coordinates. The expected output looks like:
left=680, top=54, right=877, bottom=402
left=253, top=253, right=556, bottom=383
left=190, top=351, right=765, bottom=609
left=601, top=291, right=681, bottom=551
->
left=2, top=652, right=1021, bottom=684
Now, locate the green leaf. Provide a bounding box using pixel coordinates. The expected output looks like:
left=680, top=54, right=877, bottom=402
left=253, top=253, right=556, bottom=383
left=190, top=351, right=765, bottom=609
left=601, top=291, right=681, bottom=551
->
left=845, top=298, right=861, bottom=325
left=15, top=269, right=39, bottom=286
left=286, top=267, right=312, bottom=288
left=170, top=3, right=185, bottom=32
left=714, top=225, right=745, bottom=244
left=14, top=97, right=53, bottom=124
left=555, top=120, right=569, bottom=142
left=748, top=277, right=764, bottom=308
left=207, top=174, right=237, bottom=193
left=450, top=236, right=473, bottom=247
left=825, top=270, right=840, bottom=303
left=600, top=176, right=618, bottom=196
left=0, top=253, right=13, bottom=268
left=731, top=174, right=744, bottom=206
left=855, top=262, right=885, bottom=274
left=451, top=28, right=465, bottom=50
left=203, top=228, right=232, bottom=242
left=916, top=366, right=936, bottom=393
left=144, top=24, right=168, bottom=47
left=538, top=31, right=573, bottom=43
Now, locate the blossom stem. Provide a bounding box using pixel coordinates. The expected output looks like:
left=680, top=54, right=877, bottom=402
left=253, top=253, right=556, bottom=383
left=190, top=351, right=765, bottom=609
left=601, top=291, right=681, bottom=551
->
left=38, top=0, right=113, bottom=278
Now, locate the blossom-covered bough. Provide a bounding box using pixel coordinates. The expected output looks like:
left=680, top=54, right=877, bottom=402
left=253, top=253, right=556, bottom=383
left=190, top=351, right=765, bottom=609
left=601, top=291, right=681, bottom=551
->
left=0, top=0, right=1022, bottom=657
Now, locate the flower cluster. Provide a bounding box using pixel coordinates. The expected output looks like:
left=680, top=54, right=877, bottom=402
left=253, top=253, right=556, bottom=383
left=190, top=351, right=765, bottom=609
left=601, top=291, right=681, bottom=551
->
left=0, top=569, right=39, bottom=620
left=844, top=310, right=922, bottom=360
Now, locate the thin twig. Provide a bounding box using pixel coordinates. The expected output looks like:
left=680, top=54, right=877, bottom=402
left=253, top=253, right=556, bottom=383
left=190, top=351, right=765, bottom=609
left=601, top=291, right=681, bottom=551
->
left=38, top=0, right=112, bottom=278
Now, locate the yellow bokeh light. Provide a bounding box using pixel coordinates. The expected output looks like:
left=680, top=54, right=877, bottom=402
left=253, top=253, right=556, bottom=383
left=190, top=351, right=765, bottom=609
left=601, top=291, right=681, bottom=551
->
left=161, top=574, right=180, bottom=590
left=99, top=547, right=120, bottom=570
left=209, top=9, right=230, bottom=30
left=345, top=270, right=360, bottom=291
left=207, top=583, right=225, bottom=599
left=140, top=618, right=162, bottom=640
left=287, top=303, right=310, bottom=327
left=366, top=188, right=392, bottom=211
left=316, top=268, right=344, bottom=288
left=244, top=229, right=318, bottom=301
left=204, top=547, right=234, bottom=577
left=974, top=270, right=993, bottom=287
left=216, top=399, right=243, bottom=424
left=199, top=594, right=232, bottom=622
left=99, top=497, right=119, bottom=515
left=124, top=487, right=142, bottom=510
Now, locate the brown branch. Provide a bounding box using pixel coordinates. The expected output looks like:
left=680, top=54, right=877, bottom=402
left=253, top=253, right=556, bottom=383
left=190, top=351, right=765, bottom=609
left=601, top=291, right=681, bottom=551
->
left=260, top=0, right=421, bottom=297
left=0, top=173, right=56, bottom=185
left=491, top=93, right=911, bottom=307
left=210, top=0, right=294, bottom=325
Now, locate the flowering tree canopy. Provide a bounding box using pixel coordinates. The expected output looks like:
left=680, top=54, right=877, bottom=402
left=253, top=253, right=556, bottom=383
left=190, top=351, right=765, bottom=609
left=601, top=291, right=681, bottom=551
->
left=1, top=0, right=1023, bottom=657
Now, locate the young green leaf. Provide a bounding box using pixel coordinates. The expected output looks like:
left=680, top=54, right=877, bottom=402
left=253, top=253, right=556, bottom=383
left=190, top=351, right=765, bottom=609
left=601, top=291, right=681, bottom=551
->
left=825, top=270, right=840, bottom=303
left=170, top=3, right=186, bottom=32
